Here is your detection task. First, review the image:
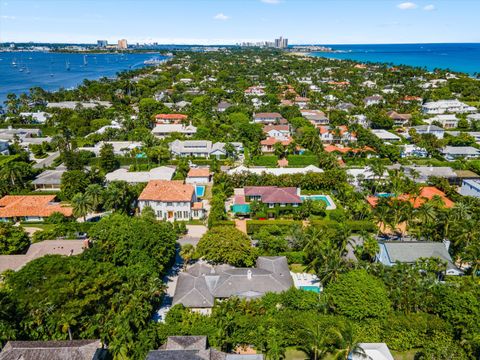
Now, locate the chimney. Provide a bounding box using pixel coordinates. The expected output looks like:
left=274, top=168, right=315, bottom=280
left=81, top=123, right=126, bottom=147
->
left=247, top=269, right=252, bottom=280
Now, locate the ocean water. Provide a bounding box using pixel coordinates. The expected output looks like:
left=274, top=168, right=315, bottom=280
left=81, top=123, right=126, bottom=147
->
left=0, top=51, right=167, bottom=104
left=310, top=43, right=480, bottom=75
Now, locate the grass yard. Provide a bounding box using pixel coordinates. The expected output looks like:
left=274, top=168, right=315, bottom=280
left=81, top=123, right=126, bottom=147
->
left=285, top=348, right=307, bottom=360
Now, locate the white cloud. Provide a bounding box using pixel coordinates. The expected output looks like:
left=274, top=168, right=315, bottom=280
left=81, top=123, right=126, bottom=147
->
left=397, top=2, right=418, bottom=10
left=213, top=13, right=230, bottom=21
left=1, top=15, right=15, bottom=20
left=260, top=0, right=281, bottom=4
left=423, top=4, right=436, bottom=11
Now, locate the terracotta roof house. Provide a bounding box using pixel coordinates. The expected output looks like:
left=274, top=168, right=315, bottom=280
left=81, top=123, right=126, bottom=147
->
left=186, top=167, right=212, bottom=184
left=318, top=126, right=357, bottom=144
left=366, top=186, right=454, bottom=209
left=244, top=86, right=266, bottom=96
left=0, top=195, right=72, bottom=222
left=260, top=136, right=293, bottom=153
left=155, top=113, right=188, bottom=124
left=377, top=241, right=462, bottom=276
left=0, top=339, right=106, bottom=360
left=138, top=180, right=205, bottom=221
left=147, top=335, right=264, bottom=359
left=172, top=257, right=293, bottom=314
left=262, top=125, right=290, bottom=140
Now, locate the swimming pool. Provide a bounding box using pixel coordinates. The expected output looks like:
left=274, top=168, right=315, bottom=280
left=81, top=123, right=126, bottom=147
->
left=196, top=185, right=205, bottom=197
left=300, top=285, right=321, bottom=293
left=300, top=194, right=336, bottom=210
left=376, top=193, right=394, bottom=198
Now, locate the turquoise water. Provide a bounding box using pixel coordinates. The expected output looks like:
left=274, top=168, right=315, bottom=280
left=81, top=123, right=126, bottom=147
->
left=300, top=286, right=320, bottom=293
left=376, top=193, right=394, bottom=198
left=196, top=185, right=205, bottom=197
left=0, top=51, right=167, bottom=103
left=301, top=195, right=332, bottom=207
left=310, top=43, right=480, bottom=75
left=232, top=204, right=250, bottom=214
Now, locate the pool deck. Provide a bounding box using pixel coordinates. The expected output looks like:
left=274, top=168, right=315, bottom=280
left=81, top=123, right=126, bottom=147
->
left=291, top=272, right=322, bottom=291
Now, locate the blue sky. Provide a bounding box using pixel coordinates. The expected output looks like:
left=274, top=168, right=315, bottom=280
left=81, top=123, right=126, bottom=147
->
left=0, top=0, right=479, bottom=44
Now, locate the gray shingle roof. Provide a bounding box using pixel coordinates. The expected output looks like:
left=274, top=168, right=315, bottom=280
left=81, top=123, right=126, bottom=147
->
left=382, top=241, right=455, bottom=268
left=173, top=257, right=293, bottom=308
left=0, top=340, right=103, bottom=360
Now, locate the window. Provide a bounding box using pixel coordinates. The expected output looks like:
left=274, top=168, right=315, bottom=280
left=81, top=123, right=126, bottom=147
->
left=176, top=211, right=182, bottom=219
left=184, top=211, right=189, bottom=219
left=167, top=202, right=173, bottom=206
left=280, top=203, right=286, bottom=207
left=156, top=210, right=162, bottom=218
left=269, top=204, right=274, bottom=208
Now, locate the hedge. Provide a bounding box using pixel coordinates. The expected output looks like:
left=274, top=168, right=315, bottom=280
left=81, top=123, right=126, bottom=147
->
left=0, top=155, right=20, bottom=166
left=209, top=220, right=236, bottom=228
left=279, top=251, right=306, bottom=264
left=246, top=220, right=302, bottom=234
left=286, top=155, right=318, bottom=167
left=310, top=219, right=376, bottom=233
left=251, top=156, right=278, bottom=167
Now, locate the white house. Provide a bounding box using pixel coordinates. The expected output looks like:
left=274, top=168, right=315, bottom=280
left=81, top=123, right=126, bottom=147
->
left=19, top=111, right=50, bottom=124
left=319, top=126, right=357, bottom=144
left=227, top=165, right=324, bottom=177
left=105, top=166, right=176, bottom=184
left=262, top=125, right=290, bottom=140
left=371, top=129, right=400, bottom=142
left=422, top=100, right=477, bottom=115
left=244, top=86, right=265, bottom=96
left=301, top=110, right=330, bottom=126
left=138, top=180, right=205, bottom=221
left=460, top=179, right=480, bottom=198
left=442, top=146, right=480, bottom=161
left=425, top=114, right=459, bottom=129
left=169, top=140, right=243, bottom=159
left=253, top=112, right=285, bottom=124
left=152, top=124, right=197, bottom=139
left=364, top=95, right=384, bottom=107
left=186, top=168, right=211, bottom=184
left=401, top=144, right=428, bottom=158
left=410, top=125, right=445, bottom=139
left=78, top=141, right=141, bottom=156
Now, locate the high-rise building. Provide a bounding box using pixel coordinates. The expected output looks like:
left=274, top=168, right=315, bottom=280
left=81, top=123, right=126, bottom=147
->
left=274, top=36, right=288, bottom=49
left=117, top=39, right=128, bottom=50
left=97, top=40, right=108, bottom=48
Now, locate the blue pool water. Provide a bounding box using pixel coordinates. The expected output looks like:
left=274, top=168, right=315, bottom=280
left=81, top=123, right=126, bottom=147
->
left=301, top=195, right=332, bottom=207
left=300, top=286, right=321, bottom=293
left=232, top=204, right=251, bottom=214
left=376, top=193, right=394, bottom=198
left=196, top=185, right=205, bottom=197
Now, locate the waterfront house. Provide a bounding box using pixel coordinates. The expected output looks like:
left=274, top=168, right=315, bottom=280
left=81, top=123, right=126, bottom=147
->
left=0, top=195, right=73, bottom=222
left=152, top=124, right=197, bottom=139
left=422, top=99, right=477, bottom=115
left=460, top=179, right=480, bottom=198
left=0, top=339, right=105, bottom=360
left=137, top=180, right=205, bottom=221
left=172, top=257, right=293, bottom=314
left=377, top=241, right=462, bottom=276
left=105, top=166, right=176, bottom=184
left=0, top=127, right=42, bottom=142
left=169, top=140, right=243, bottom=158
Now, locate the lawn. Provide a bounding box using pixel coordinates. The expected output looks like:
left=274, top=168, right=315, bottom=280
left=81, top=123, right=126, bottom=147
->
left=285, top=348, right=307, bottom=360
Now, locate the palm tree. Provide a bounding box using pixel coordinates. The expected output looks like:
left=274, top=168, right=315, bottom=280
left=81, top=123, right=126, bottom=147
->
left=265, top=327, right=286, bottom=360
left=414, top=202, right=437, bottom=240
left=329, top=324, right=366, bottom=360
left=71, top=192, right=93, bottom=222
left=85, top=184, right=103, bottom=211
left=298, top=323, right=328, bottom=360
left=180, top=244, right=195, bottom=269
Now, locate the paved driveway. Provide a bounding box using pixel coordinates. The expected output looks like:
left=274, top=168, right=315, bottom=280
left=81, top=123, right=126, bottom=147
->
left=178, top=225, right=208, bottom=246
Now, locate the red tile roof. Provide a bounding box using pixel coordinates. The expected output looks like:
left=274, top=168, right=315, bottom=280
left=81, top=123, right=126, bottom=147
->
left=138, top=180, right=194, bottom=202
left=0, top=195, right=73, bottom=218
left=254, top=112, right=283, bottom=118
left=187, top=168, right=210, bottom=178
left=263, top=125, right=289, bottom=133
left=155, top=114, right=188, bottom=120
left=366, top=186, right=454, bottom=209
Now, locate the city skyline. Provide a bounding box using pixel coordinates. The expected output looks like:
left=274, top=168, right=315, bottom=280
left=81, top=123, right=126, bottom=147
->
left=1, top=0, right=480, bottom=45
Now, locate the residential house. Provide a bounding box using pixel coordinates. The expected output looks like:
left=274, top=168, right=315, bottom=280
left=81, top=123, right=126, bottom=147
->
left=294, top=96, right=309, bottom=108
left=467, top=113, right=480, bottom=123
left=227, top=165, right=323, bottom=177
left=318, top=126, right=357, bottom=144
left=0, top=340, right=106, bottom=360
left=377, top=241, right=462, bottom=276
left=351, top=114, right=370, bottom=128
left=401, top=144, right=428, bottom=158
left=152, top=124, right=197, bottom=139
left=169, top=140, right=243, bottom=159
left=460, top=179, right=480, bottom=198
left=172, top=257, right=293, bottom=314
left=336, top=102, right=355, bottom=112
left=422, top=99, right=477, bottom=114
left=19, top=111, right=50, bottom=124
left=137, top=180, right=205, bottom=221
left=46, top=101, right=112, bottom=109
left=146, top=336, right=264, bottom=360
left=389, top=165, right=457, bottom=183
left=350, top=343, right=394, bottom=360
left=32, top=168, right=66, bottom=191
left=425, top=114, right=459, bottom=129
left=105, top=166, right=176, bottom=184
left=410, top=125, right=445, bottom=139
left=253, top=112, right=285, bottom=124
left=366, top=186, right=454, bottom=209
left=78, top=141, right=141, bottom=156
left=301, top=109, right=330, bottom=126
left=244, top=86, right=265, bottom=96
left=216, top=101, right=232, bottom=112
left=186, top=167, right=211, bottom=184
left=403, top=95, right=423, bottom=103
left=446, top=131, right=480, bottom=143
left=0, top=127, right=42, bottom=142
left=442, top=146, right=480, bottom=161
left=387, top=111, right=412, bottom=127
left=346, top=167, right=388, bottom=187
left=154, top=113, right=188, bottom=124
left=0, top=240, right=87, bottom=274
left=362, top=80, right=376, bottom=88
left=262, top=124, right=291, bottom=140
left=371, top=129, right=401, bottom=142
left=0, top=195, right=73, bottom=222
left=364, top=95, right=384, bottom=107
left=260, top=137, right=292, bottom=153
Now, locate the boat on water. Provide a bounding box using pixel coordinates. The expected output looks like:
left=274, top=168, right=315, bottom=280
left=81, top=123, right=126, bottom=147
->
left=11, top=59, right=17, bottom=67
left=83, top=55, right=88, bottom=66
left=66, top=60, right=71, bottom=71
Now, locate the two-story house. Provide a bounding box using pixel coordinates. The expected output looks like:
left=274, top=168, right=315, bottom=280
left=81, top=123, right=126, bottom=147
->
left=138, top=180, right=205, bottom=221
left=253, top=112, right=286, bottom=124
left=318, top=126, right=357, bottom=144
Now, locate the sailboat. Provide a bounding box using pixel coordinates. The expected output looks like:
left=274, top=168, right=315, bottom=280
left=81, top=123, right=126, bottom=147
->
left=83, top=55, right=88, bottom=66
left=66, top=60, right=71, bottom=71
left=11, top=58, right=17, bottom=67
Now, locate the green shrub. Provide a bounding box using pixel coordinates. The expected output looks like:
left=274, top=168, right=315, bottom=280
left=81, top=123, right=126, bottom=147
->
left=280, top=251, right=306, bottom=264
left=287, top=155, right=318, bottom=167
left=251, top=156, right=278, bottom=167
left=246, top=220, right=302, bottom=234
